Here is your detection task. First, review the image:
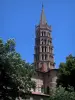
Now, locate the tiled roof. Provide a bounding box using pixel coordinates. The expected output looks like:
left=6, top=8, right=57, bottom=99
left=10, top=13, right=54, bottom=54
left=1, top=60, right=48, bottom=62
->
left=32, top=92, right=50, bottom=96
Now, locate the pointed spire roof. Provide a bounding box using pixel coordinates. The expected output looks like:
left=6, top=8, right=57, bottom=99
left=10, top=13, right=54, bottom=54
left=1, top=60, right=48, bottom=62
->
left=40, top=4, right=47, bottom=25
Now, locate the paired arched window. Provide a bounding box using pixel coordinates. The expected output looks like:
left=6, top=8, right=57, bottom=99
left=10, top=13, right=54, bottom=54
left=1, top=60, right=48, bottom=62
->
left=42, top=46, right=47, bottom=52
left=41, top=39, right=47, bottom=45
left=41, top=31, right=46, bottom=36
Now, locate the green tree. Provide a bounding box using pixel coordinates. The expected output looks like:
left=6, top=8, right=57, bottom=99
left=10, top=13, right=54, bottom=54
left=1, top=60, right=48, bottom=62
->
left=57, top=54, right=75, bottom=90
left=49, top=86, right=75, bottom=100
left=0, top=38, right=35, bottom=100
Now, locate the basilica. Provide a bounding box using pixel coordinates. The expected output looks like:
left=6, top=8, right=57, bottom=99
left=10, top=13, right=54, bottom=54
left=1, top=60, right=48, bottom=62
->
left=30, top=5, right=58, bottom=100
left=17, top=5, right=58, bottom=100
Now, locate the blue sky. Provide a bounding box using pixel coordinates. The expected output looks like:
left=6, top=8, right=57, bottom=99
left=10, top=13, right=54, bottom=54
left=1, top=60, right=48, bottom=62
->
left=0, top=0, right=75, bottom=68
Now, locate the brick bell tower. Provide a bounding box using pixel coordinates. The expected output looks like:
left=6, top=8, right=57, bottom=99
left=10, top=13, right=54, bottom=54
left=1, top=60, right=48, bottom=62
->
left=34, top=5, right=55, bottom=72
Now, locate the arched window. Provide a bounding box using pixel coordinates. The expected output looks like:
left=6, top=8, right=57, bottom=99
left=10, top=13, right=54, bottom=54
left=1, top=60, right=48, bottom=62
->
left=41, top=39, right=43, bottom=44
left=42, top=54, right=44, bottom=60
left=45, top=54, right=47, bottom=60
left=48, top=40, right=49, bottom=45
left=45, top=46, right=46, bottom=52
left=45, top=39, right=46, bottom=44
left=42, top=31, right=43, bottom=36
left=44, top=31, right=46, bottom=36
left=42, top=46, right=44, bottom=52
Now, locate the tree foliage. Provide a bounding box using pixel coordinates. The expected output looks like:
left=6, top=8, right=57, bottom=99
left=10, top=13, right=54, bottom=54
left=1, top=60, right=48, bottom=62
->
left=57, top=54, right=75, bottom=90
left=0, top=38, right=35, bottom=100
left=49, top=86, right=75, bottom=100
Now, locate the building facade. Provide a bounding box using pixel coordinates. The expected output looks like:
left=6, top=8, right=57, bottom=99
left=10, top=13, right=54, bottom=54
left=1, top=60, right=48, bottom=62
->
left=31, top=5, right=58, bottom=97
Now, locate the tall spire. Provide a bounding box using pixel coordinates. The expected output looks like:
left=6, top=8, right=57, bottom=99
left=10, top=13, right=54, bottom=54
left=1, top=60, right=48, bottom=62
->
left=40, top=4, right=47, bottom=25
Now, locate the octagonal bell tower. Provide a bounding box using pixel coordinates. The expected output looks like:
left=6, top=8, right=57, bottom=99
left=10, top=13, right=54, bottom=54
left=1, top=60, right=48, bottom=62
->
left=34, top=5, right=55, bottom=72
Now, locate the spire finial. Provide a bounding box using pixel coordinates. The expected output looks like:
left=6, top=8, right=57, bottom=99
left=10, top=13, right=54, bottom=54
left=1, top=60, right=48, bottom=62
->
left=40, top=4, right=47, bottom=25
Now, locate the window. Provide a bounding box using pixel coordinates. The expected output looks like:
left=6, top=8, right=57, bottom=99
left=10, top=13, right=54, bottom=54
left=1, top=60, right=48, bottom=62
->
left=42, top=54, right=44, bottom=60
left=45, top=54, right=47, bottom=60
left=42, top=46, right=44, bottom=52
left=44, top=31, right=46, bottom=36
left=41, top=39, right=43, bottom=44
left=42, top=31, right=43, bottom=36
left=45, top=39, right=46, bottom=44
left=45, top=46, right=46, bottom=52
left=42, top=41, right=43, bottom=44
left=42, top=31, right=46, bottom=36
left=42, top=39, right=43, bottom=44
